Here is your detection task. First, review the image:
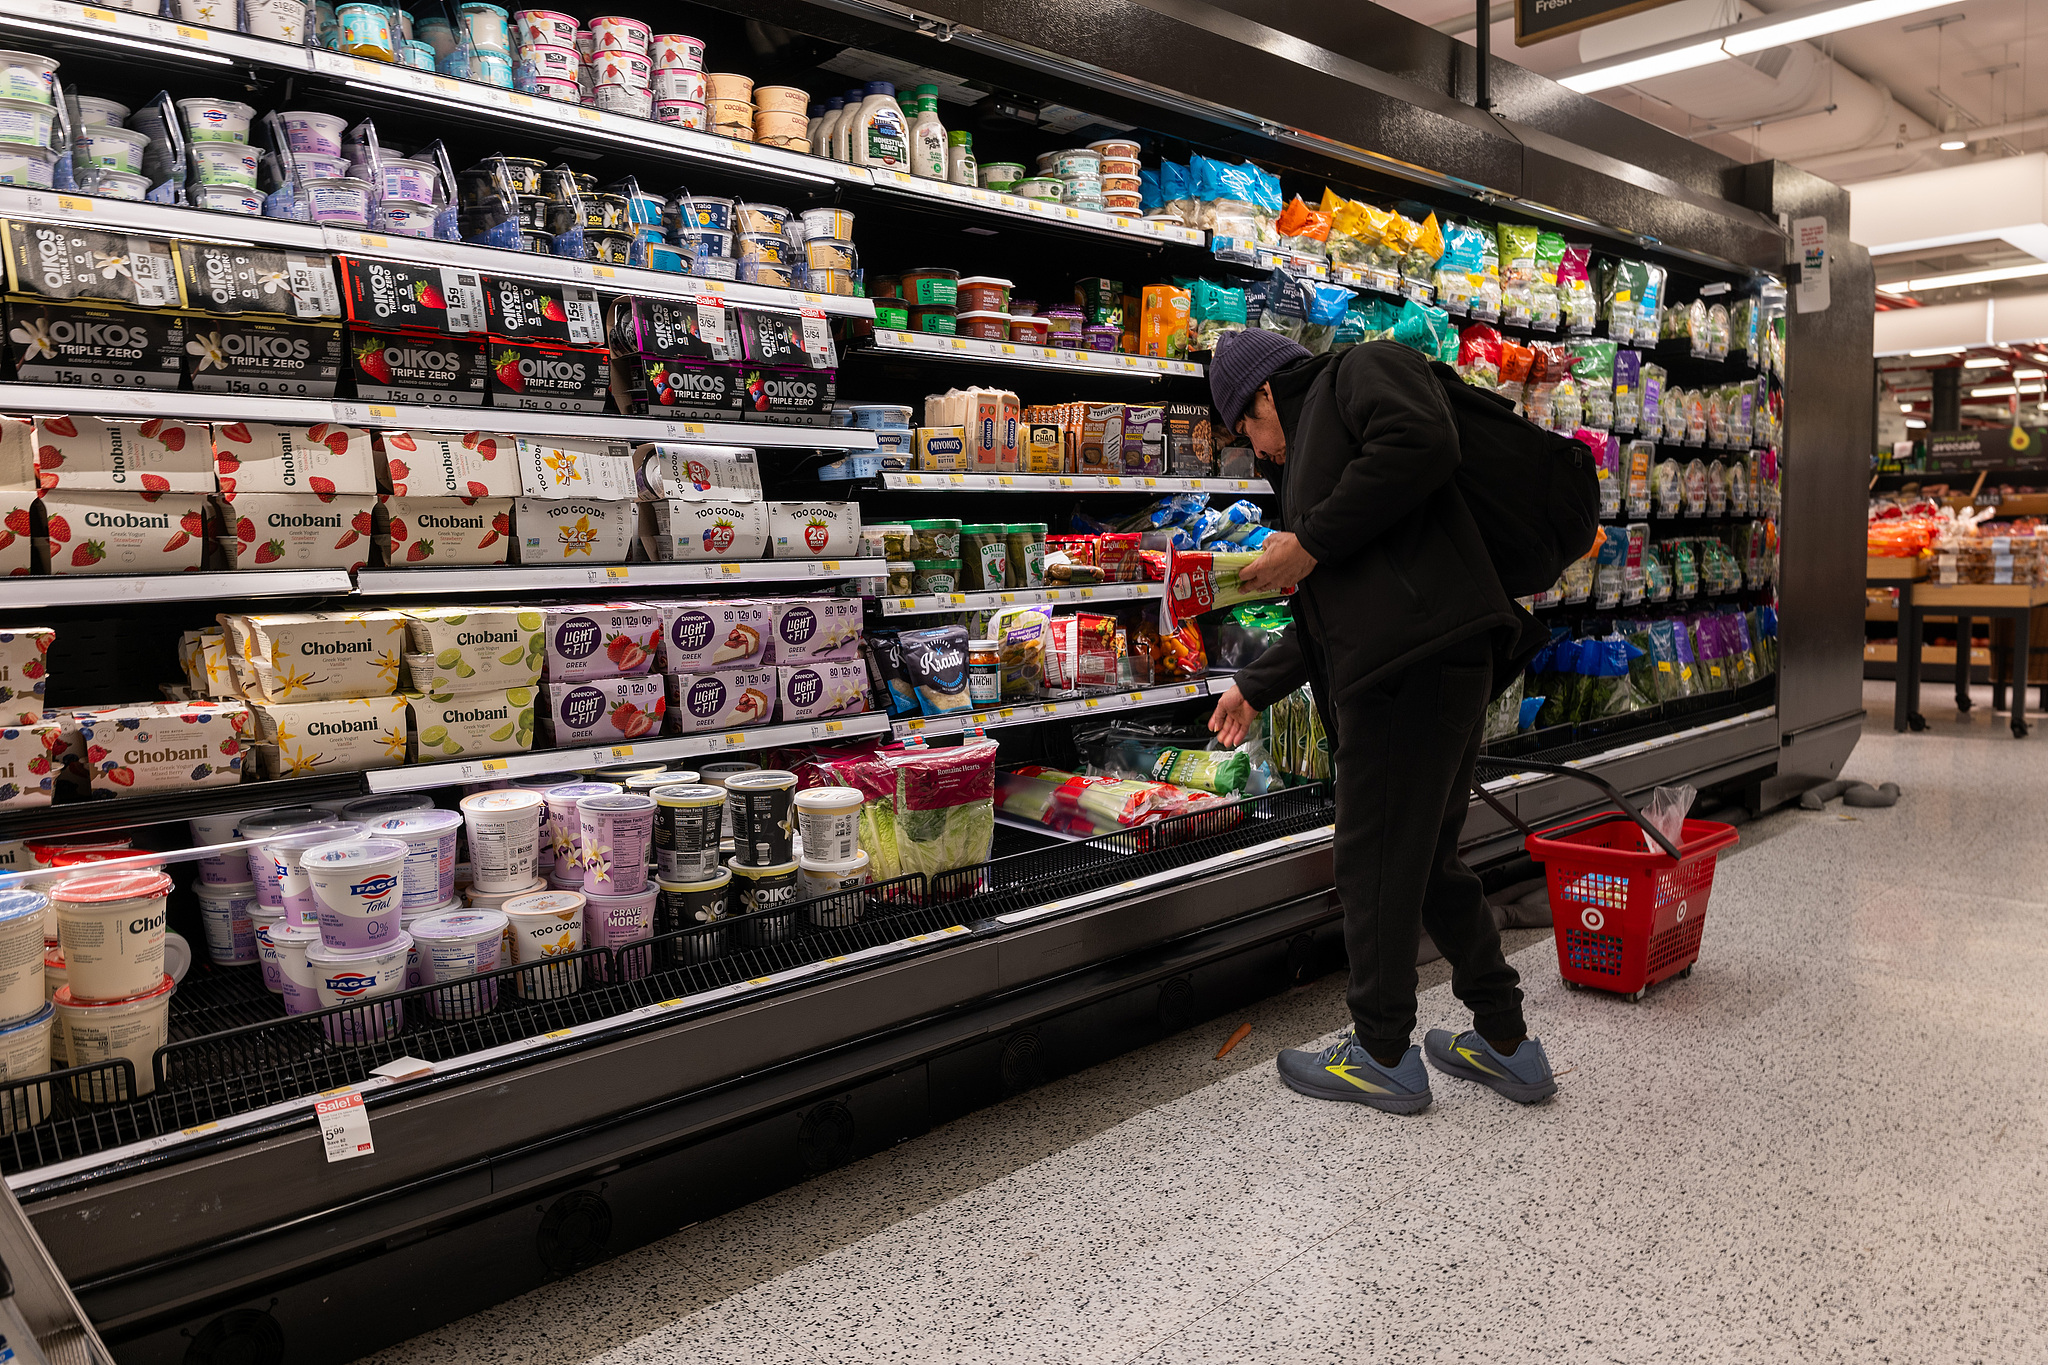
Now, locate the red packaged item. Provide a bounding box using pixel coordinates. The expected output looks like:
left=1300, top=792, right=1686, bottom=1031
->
left=1096, top=531, right=1143, bottom=582
left=1500, top=340, right=1534, bottom=385
left=1044, top=613, right=1119, bottom=691
left=1046, top=533, right=1097, bottom=565
left=1137, top=549, right=1169, bottom=582
left=1456, top=324, right=1502, bottom=387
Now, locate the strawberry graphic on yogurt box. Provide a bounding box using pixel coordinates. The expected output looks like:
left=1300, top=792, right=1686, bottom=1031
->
left=211, top=421, right=377, bottom=571
left=31, top=415, right=213, bottom=576
left=539, top=676, right=668, bottom=746
left=74, top=701, right=250, bottom=797
left=539, top=605, right=664, bottom=682
left=372, top=430, right=518, bottom=568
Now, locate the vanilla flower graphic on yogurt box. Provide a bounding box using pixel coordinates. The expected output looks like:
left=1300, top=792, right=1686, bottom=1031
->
left=9, top=321, right=53, bottom=361
left=187, top=332, right=227, bottom=372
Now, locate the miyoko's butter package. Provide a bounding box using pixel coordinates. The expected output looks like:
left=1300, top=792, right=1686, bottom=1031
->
left=219, top=611, right=409, bottom=702
left=252, top=696, right=408, bottom=778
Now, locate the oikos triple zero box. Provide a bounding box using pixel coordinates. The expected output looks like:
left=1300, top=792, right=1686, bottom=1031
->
left=31, top=415, right=213, bottom=575
left=514, top=435, right=636, bottom=564
left=212, top=420, right=379, bottom=570
left=373, top=430, right=519, bottom=567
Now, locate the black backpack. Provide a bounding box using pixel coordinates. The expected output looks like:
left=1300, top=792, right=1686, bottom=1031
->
left=1428, top=361, right=1600, bottom=599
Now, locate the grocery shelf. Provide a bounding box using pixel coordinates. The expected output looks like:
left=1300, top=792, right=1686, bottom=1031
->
left=2, top=0, right=292, bottom=67
left=0, top=569, right=352, bottom=610
left=354, top=559, right=885, bottom=596
left=861, top=168, right=1207, bottom=247
left=361, top=714, right=891, bottom=792
left=0, top=191, right=875, bottom=319
left=0, top=387, right=878, bottom=451
left=879, top=471, right=1271, bottom=494
left=867, top=329, right=1204, bottom=378
left=891, top=677, right=1226, bottom=739
left=879, top=582, right=1164, bottom=616
left=1214, top=244, right=1330, bottom=279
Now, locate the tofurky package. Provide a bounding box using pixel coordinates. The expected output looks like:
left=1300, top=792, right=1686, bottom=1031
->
left=1121, top=405, right=1166, bottom=475
left=251, top=696, right=409, bottom=778
left=540, top=675, right=668, bottom=745
left=1079, top=404, right=1125, bottom=475
left=219, top=611, right=409, bottom=702
left=0, top=721, right=60, bottom=807
left=766, top=597, right=862, bottom=664
left=75, top=701, right=249, bottom=795
left=405, top=685, right=535, bottom=761
left=212, top=420, right=379, bottom=571
left=776, top=661, right=868, bottom=722
left=346, top=329, right=490, bottom=405
left=656, top=599, right=768, bottom=671
left=31, top=414, right=213, bottom=575
left=662, top=666, right=775, bottom=732
left=766, top=501, right=862, bottom=558
left=923, top=387, right=1019, bottom=472
left=0, top=628, right=52, bottom=724
left=0, top=419, right=30, bottom=577
left=402, top=608, right=546, bottom=693
left=4, top=299, right=185, bottom=388
left=374, top=430, right=519, bottom=567
left=514, top=436, right=636, bottom=565
left=540, top=603, right=663, bottom=680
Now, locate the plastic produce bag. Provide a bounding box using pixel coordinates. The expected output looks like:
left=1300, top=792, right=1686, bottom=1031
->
left=886, top=740, right=999, bottom=879
left=1559, top=242, right=1596, bottom=334
left=997, top=765, right=1188, bottom=837
left=1639, top=783, right=1696, bottom=853
left=1391, top=298, right=1459, bottom=364
left=1265, top=684, right=1331, bottom=785
left=1208, top=602, right=1291, bottom=669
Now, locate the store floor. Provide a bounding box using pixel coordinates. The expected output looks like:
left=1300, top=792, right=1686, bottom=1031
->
left=364, top=683, right=2045, bottom=1365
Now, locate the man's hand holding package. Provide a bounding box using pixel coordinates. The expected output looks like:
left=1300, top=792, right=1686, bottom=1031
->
left=1237, top=531, right=1318, bottom=594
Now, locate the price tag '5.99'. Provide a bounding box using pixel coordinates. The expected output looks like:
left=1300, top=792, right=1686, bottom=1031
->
left=315, top=1092, right=374, bottom=1163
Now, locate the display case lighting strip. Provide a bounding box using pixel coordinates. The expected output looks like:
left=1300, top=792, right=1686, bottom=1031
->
left=0, top=13, right=234, bottom=62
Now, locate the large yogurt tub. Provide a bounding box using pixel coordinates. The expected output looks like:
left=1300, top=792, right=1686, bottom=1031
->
left=277, top=109, right=349, bottom=157
left=51, top=870, right=170, bottom=1003
left=54, top=973, right=173, bottom=1100
left=305, top=837, right=409, bottom=950
left=265, top=822, right=365, bottom=925
left=175, top=97, right=255, bottom=143
left=0, top=146, right=53, bottom=188
left=194, top=883, right=261, bottom=966
left=189, top=141, right=262, bottom=187
left=83, top=126, right=149, bottom=174
left=0, top=51, right=57, bottom=106
left=410, top=908, right=506, bottom=1019
left=0, top=890, right=47, bottom=1026
left=0, top=1002, right=54, bottom=1134
left=306, top=934, right=413, bottom=1044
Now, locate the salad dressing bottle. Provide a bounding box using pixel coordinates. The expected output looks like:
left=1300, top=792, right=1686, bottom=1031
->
left=850, top=80, right=909, bottom=170
left=909, top=84, right=947, bottom=179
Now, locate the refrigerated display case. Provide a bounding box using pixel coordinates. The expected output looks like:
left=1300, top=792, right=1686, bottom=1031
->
left=0, top=0, right=1869, bottom=1359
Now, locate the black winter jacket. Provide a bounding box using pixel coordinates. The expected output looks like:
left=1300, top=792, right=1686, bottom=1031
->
left=1233, top=341, right=1536, bottom=710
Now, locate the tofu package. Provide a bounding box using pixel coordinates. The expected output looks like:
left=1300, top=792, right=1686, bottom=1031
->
left=251, top=696, right=409, bottom=778
left=405, top=685, right=535, bottom=762
left=212, top=420, right=378, bottom=571
left=539, top=675, right=668, bottom=746
left=0, top=627, right=53, bottom=724
left=402, top=607, right=546, bottom=694
left=374, top=429, right=519, bottom=568
left=76, top=701, right=249, bottom=795
left=662, top=666, right=776, bottom=732
left=219, top=611, right=409, bottom=702
left=776, top=661, right=869, bottom=723
left=766, top=597, right=862, bottom=665
left=513, top=436, right=636, bottom=565
left=766, top=501, right=862, bottom=558
left=31, top=414, right=213, bottom=576
left=0, top=721, right=61, bottom=807
left=656, top=599, right=769, bottom=671
left=541, top=604, right=664, bottom=681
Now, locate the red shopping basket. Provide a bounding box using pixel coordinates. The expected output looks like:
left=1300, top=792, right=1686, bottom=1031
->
left=1474, top=759, right=1739, bottom=1001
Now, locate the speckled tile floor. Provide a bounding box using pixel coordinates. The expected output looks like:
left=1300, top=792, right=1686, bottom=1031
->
left=362, top=684, right=2047, bottom=1365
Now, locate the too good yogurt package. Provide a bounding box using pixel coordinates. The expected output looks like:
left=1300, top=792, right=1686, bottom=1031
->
left=540, top=676, right=667, bottom=745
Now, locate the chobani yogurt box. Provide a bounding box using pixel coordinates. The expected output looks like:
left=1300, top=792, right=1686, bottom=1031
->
left=765, top=597, right=861, bottom=664
left=374, top=429, right=519, bottom=568
left=405, top=686, right=535, bottom=761
left=252, top=696, right=408, bottom=778
left=37, top=489, right=209, bottom=575
left=403, top=608, right=545, bottom=693
left=218, top=611, right=409, bottom=702
left=776, top=661, right=869, bottom=722
left=0, top=628, right=53, bottom=725
left=212, top=420, right=378, bottom=571
left=177, top=628, right=239, bottom=699
left=662, top=666, right=775, bottom=732
left=76, top=701, right=248, bottom=795
left=0, top=419, right=31, bottom=578
left=540, top=604, right=662, bottom=681
left=539, top=676, right=667, bottom=746
left=655, top=599, right=768, bottom=671
left=0, top=721, right=61, bottom=807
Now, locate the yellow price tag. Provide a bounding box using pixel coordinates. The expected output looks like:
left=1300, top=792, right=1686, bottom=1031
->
left=905, top=474, right=923, bottom=485
left=1104, top=477, right=1123, bottom=487
left=175, top=24, right=208, bottom=40
left=182, top=1121, right=219, bottom=1136
left=822, top=720, right=844, bottom=734
left=543, top=1027, right=575, bottom=1039
left=1235, top=480, right=1250, bottom=489
left=1121, top=356, right=1137, bottom=367
left=81, top=6, right=118, bottom=21
left=1182, top=685, right=1200, bottom=696
left=1128, top=693, right=1145, bottom=704
left=1000, top=592, right=1015, bottom=603
left=718, top=563, right=741, bottom=575
left=746, top=976, right=774, bottom=986
left=611, top=745, right=634, bottom=759
left=997, top=707, right=1015, bottom=720
left=821, top=560, right=839, bottom=571
left=1079, top=587, right=1095, bottom=599
left=57, top=196, right=93, bottom=213
left=905, top=718, right=925, bottom=731
left=435, top=77, right=459, bottom=93
left=948, top=593, right=966, bottom=605
left=1064, top=207, right=1082, bottom=219
left=1141, top=477, right=1158, bottom=487
left=683, top=422, right=705, bottom=434
left=897, top=598, right=917, bottom=610
left=724, top=732, right=748, bottom=745
left=1057, top=477, right=1074, bottom=487
left=996, top=475, right=1016, bottom=487
left=352, top=58, right=378, bottom=75
left=368, top=405, right=397, bottom=420
left=593, top=266, right=616, bottom=279
left=950, top=337, right=969, bottom=350
left=481, top=758, right=509, bottom=771
left=1084, top=698, right=1101, bottom=709
left=1000, top=344, right=1017, bottom=355
left=604, top=566, right=628, bottom=579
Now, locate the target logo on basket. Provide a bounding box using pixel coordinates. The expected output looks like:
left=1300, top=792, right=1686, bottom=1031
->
left=1580, top=907, right=1605, bottom=932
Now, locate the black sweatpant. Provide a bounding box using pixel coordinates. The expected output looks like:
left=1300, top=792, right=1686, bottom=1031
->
left=1309, top=633, right=1525, bottom=1053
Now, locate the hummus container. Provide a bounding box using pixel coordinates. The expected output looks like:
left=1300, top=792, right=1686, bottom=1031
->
left=0, top=1003, right=53, bottom=1133
left=0, top=51, right=57, bottom=106
left=91, top=170, right=150, bottom=201
left=378, top=198, right=437, bottom=236
left=655, top=99, right=708, bottom=128
left=194, top=884, right=260, bottom=967
left=189, top=141, right=261, bottom=186
left=590, top=47, right=651, bottom=88
left=0, top=97, right=55, bottom=149
left=598, top=85, right=654, bottom=118
left=651, top=33, right=704, bottom=71
left=589, top=14, right=651, bottom=52
left=1048, top=148, right=1101, bottom=177
left=979, top=162, right=1024, bottom=189
left=410, top=908, right=506, bottom=1019
left=801, top=206, right=854, bottom=241
left=54, top=974, right=173, bottom=1100
left=513, top=9, right=580, bottom=48
left=278, top=109, right=348, bottom=156
left=0, top=147, right=53, bottom=188
left=957, top=310, right=1009, bottom=341
left=704, top=71, right=754, bottom=101
left=1103, top=174, right=1141, bottom=195
left=1010, top=314, right=1050, bottom=345
left=306, top=933, right=411, bottom=1044
left=907, top=303, right=956, bottom=335
left=650, top=67, right=705, bottom=102
left=52, top=871, right=170, bottom=1003
left=1013, top=177, right=1063, bottom=202
left=1089, top=137, right=1140, bottom=159
left=956, top=276, right=1012, bottom=313
left=74, top=96, right=129, bottom=128
left=0, top=891, right=46, bottom=1025
left=176, top=97, right=254, bottom=143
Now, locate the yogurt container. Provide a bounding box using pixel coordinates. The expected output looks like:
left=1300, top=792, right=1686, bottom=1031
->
left=656, top=869, right=727, bottom=962
left=251, top=909, right=289, bottom=993
left=475, top=49, right=514, bottom=87
left=42, top=948, right=66, bottom=1063
left=650, top=67, right=705, bottom=102
left=651, top=32, right=703, bottom=70
left=513, top=9, right=580, bottom=48
left=51, top=870, right=169, bottom=1003
left=304, top=837, right=409, bottom=950
left=589, top=14, right=651, bottom=52
left=596, top=85, right=652, bottom=118
left=724, top=770, right=798, bottom=867
left=530, top=75, right=580, bottom=102
left=55, top=974, right=172, bottom=1100
left=193, top=183, right=263, bottom=215
left=466, top=878, right=544, bottom=911
left=194, top=883, right=261, bottom=967
left=458, top=1, right=513, bottom=53
left=306, top=176, right=373, bottom=225
left=175, top=97, right=255, bottom=144
left=542, top=782, right=620, bottom=879
left=461, top=789, right=544, bottom=892
left=74, top=96, right=129, bottom=129
left=0, top=891, right=46, bottom=1025
left=583, top=886, right=655, bottom=979
left=379, top=155, right=440, bottom=203
left=341, top=793, right=434, bottom=824
left=307, top=933, right=412, bottom=1044
left=410, top=908, right=506, bottom=1019
left=244, top=0, right=309, bottom=40
left=792, top=786, right=863, bottom=865
left=266, top=922, right=323, bottom=1014
left=0, top=97, right=55, bottom=149
left=378, top=198, right=437, bottom=236
left=653, top=784, right=726, bottom=883
left=677, top=195, right=733, bottom=230
left=799, top=851, right=871, bottom=925
left=363, top=809, right=462, bottom=910
left=278, top=109, right=349, bottom=156
left=400, top=39, right=438, bottom=69
left=265, top=822, right=366, bottom=925
left=0, top=146, right=52, bottom=188
left=590, top=47, right=651, bottom=88
left=238, top=809, right=341, bottom=894
left=578, top=793, right=656, bottom=896
left=727, top=858, right=798, bottom=946
left=502, top=889, right=584, bottom=997
left=189, top=141, right=261, bottom=187
left=0, top=1003, right=53, bottom=1135
left=0, top=51, right=57, bottom=106
left=801, top=207, right=855, bottom=241
left=90, top=170, right=150, bottom=202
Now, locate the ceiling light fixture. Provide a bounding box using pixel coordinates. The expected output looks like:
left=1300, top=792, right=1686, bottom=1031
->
left=1558, top=0, right=1961, bottom=92
left=1908, top=346, right=1968, bottom=357
left=1905, top=419, right=1927, bottom=427
left=1971, top=384, right=2019, bottom=396
left=1963, top=356, right=2006, bottom=368
left=1558, top=41, right=1728, bottom=91
left=1902, top=263, right=2048, bottom=291
left=1939, top=139, right=1969, bottom=150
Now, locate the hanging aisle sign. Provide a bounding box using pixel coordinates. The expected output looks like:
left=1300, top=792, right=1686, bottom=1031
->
left=1517, top=0, right=1685, bottom=46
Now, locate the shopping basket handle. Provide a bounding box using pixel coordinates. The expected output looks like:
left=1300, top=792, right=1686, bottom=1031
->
left=1470, top=755, right=1684, bottom=861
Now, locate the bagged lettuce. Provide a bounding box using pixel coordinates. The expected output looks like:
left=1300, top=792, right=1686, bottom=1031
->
left=889, top=739, right=998, bottom=879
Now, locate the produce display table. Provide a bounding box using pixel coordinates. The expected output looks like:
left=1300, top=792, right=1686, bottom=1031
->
left=1897, top=579, right=2048, bottom=736
left=1868, top=557, right=1929, bottom=733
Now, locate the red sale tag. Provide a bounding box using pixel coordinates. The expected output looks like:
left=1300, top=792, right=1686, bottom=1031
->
left=315, top=1092, right=374, bottom=1162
